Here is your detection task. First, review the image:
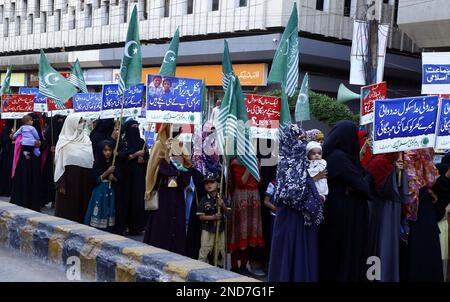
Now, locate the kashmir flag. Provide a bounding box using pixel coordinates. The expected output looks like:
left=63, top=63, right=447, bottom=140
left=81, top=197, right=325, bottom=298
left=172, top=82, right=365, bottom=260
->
left=222, top=40, right=233, bottom=90
left=268, top=3, right=299, bottom=97
left=69, top=59, right=88, bottom=93
left=118, top=5, right=142, bottom=95
left=39, top=50, right=78, bottom=109
left=0, top=66, right=12, bottom=95
left=217, top=75, right=260, bottom=181
left=295, top=73, right=310, bottom=122
left=159, top=28, right=179, bottom=77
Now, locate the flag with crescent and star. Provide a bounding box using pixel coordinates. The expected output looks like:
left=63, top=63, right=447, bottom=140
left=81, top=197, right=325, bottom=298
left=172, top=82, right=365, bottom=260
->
left=69, top=59, right=88, bottom=93
left=118, top=5, right=142, bottom=96
left=295, top=73, right=310, bottom=122
left=39, top=50, right=78, bottom=109
left=268, top=2, right=299, bottom=97
left=159, top=28, right=179, bottom=77
left=0, top=66, right=12, bottom=95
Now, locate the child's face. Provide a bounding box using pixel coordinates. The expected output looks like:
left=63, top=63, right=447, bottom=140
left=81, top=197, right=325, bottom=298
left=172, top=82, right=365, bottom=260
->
left=308, top=148, right=322, bottom=160
left=103, top=145, right=113, bottom=159
left=204, top=181, right=218, bottom=193
left=163, top=81, right=171, bottom=91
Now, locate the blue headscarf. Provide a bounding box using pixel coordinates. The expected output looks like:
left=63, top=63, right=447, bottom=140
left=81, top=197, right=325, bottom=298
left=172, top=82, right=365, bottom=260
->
left=273, top=123, right=324, bottom=226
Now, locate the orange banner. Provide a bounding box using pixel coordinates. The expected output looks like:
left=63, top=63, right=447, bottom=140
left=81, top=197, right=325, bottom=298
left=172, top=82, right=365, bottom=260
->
left=142, top=63, right=267, bottom=86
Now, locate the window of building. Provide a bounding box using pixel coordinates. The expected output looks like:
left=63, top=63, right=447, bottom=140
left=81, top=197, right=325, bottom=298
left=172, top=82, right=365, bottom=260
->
left=0, top=5, right=4, bottom=24
left=49, top=0, right=54, bottom=16
left=343, top=0, right=351, bottom=17
left=23, top=0, right=28, bottom=14
left=11, top=3, right=16, bottom=19
left=80, top=0, right=85, bottom=11
left=102, top=1, right=110, bottom=25
left=187, top=0, right=193, bottom=14
left=140, top=0, right=148, bottom=20
left=212, top=0, right=219, bottom=11
left=316, top=0, right=324, bottom=11
left=27, top=14, right=33, bottom=34
left=164, top=0, right=170, bottom=17
left=86, top=3, right=92, bottom=27
left=15, top=16, right=21, bottom=36
left=239, top=0, right=247, bottom=7
left=393, top=0, right=399, bottom=26
left=35, top=0, right=40, bottom=15
left=55, top=9, right=61, bottom=31
left=4, top=18, right=9, bottom=37
left=40, top=12, right=46, bottom=33
left=69, top=7, right=76, bottom=29
left=96, top=0, right=101, bottom=9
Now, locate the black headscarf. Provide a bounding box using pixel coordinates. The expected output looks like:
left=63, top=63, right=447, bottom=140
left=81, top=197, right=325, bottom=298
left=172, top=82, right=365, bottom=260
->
left=90, top=118, right=115, bottom=157
left=436, top=153, right=450, bottom=176
left=45, top=114, right=66, bottom=146
left=92, top=139, right=116, bottom=180
left=120, top=118, right=144, bottom=154
left=323, top=120, right=361, bottom=167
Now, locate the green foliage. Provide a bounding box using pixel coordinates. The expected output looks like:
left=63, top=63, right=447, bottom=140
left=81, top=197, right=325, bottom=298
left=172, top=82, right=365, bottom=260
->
left=264, top=89, right=359, bottom=127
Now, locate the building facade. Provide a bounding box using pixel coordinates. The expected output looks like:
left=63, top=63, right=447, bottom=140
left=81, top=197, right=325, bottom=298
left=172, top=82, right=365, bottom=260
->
left=0, top=0, right=423, bottom=125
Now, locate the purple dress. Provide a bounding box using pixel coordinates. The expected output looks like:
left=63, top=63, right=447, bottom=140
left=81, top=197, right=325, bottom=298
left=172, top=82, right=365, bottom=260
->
left=143, top=159, right=191, bottom=255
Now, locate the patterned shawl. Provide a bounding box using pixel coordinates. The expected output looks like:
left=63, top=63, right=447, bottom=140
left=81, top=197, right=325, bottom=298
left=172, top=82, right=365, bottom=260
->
left=273, top=123, right=324, bottom=226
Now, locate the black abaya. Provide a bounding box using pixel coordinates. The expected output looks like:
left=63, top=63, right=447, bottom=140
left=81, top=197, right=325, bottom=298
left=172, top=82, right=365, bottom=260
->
left=0, top=121, right=14, bottom=197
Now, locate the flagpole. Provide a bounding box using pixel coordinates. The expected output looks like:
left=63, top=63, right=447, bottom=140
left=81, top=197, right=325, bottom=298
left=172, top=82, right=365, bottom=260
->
left=141, top=121, right=152, bottom=152
left=50, top=115, right=55, bottom=175
left=214, top=139, right=227, bottom=267
left=110, top=92, right=126, bottom=188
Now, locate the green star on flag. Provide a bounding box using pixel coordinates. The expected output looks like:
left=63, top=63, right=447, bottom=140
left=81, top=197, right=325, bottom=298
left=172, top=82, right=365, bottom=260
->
left=159, top=28, right=180, bottom=77
left=0, top=66, right=12, bottom=95
left=268, top=2, right=299, bottom=97
left=118, top=5, right=142, bottom=95
left=39, top=50, right=78, bottom=109
left=295, top=73, right=310, bottom=122
left=69, top=59, right=88, bottom=93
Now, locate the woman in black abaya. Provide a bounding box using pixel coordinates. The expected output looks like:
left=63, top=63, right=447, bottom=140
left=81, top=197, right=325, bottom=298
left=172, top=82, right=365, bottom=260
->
left=90, top=118, right=116, bottom=158
left=0, top=120, right=15, bottom=197
left=319, top=120, right=370, bottom=282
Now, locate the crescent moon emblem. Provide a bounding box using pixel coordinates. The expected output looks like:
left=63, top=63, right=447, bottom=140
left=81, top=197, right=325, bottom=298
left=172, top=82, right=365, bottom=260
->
left=299, top=93, right=308, bottom=104
left=163, top=50, right=176, bottom=63
left=124, top=40, right=138, bottom=58
left=44, top=73, right=58, bottom=86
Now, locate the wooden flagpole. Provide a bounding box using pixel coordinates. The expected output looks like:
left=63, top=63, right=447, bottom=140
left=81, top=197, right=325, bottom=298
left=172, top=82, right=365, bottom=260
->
left=110, top=93, right=126, bottom=188
left=214, top=140, right=227, bottom=267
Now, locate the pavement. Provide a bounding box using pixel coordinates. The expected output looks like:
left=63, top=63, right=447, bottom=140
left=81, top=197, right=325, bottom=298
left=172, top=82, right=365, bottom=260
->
left=0, top=245, right=71, bottom=282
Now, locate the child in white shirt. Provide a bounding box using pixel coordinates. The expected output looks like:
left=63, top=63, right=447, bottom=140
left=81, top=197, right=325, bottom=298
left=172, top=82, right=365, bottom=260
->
left=306, top=141, right=328, bottom=201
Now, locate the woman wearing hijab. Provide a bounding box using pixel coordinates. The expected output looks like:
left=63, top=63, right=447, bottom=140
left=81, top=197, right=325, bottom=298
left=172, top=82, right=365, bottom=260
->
left=54, top=113, right=94, bottom=223
left=43, top=115, right=66, bottom=207
left=10, top=113, right=43, bottom=211
left=143, top=127, right=192, bottom=255
left=400, top=149, right=450, bottom=282
left=436, top=153, right=450, bottom=281
left=114, top=118, right=148, bottom=236
left=268, top=123, right=324, bottom=282
left=0, top=120, right=15, bottom=197
left=319, top=120, right=370, bottom=282
left=89, top=118, right=116, bottom=158
left=366, top=152, right=408, bottom=282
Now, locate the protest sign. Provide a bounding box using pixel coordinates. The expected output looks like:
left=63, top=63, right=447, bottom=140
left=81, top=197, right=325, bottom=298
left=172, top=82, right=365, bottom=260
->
left=422, top=52, right=450, bottom=95
left=436, top=98, right=450, bottom=150
left=244, top=94, right=281, bottom=139
left=73, top=93, right=102, bottom=119
left=373, top=96, right=439, bottom=154
left=1, top=94, right=34, bottom=119
left=47, top=98, right=73, bottom=116
left=101, top=83, right=144, bottom=119
left=19, top=87, right=48, bottom=112
left=146, top=75, right=202, bottom=124
left=360, top=82, right=387, bottom=125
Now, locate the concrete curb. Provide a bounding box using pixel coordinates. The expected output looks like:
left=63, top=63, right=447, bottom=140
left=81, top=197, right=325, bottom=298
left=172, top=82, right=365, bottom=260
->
left=0, top=201, right=258, bottom=282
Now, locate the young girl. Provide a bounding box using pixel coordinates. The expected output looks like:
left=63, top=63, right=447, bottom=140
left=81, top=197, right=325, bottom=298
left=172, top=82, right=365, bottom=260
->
left=306, top=141, right=328, bottom=201
left=84, top=140, right=117, bottom=229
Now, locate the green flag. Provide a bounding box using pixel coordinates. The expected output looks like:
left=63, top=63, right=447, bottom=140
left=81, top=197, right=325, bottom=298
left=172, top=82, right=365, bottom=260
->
left=279, top=87, right=292, bottom=127
left=159, top=28, right=179, bottom=77
left=268, top=2, right=299, bottom=97
left=118, top=5, right=142, bottom=95
left=69, top=59, right=88, bottom=93
left=0, top=66, right=12, bottom=95
left=295, top=73, right=310, bottom=122
left=39, top=50, right=78, bottom=109
left=217, top=76, right=260, bottom=181
left=222, top=40, right=233, bottom=90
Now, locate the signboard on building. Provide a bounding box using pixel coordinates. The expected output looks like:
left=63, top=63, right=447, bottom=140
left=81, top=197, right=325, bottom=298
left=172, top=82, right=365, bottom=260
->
left=373, top=96, right=439, bottom=154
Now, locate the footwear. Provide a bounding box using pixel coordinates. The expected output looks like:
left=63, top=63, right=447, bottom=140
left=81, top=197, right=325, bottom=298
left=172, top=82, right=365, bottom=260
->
left=238, top=266, right=251, bottom=276
left=247, top=263, right=266, bottom=276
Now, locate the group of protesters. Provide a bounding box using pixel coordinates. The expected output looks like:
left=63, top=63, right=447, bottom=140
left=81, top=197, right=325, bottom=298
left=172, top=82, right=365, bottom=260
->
left=0, top=111, right=449, bottom=282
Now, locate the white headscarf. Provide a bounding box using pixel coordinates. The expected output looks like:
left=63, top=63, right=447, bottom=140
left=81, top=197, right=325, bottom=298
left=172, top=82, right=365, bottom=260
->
left=54, top=113, right=94, bottom=182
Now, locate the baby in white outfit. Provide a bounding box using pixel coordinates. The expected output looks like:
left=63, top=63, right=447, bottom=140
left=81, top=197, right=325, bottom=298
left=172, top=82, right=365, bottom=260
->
left=306, top=141, right=328, bottom=201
